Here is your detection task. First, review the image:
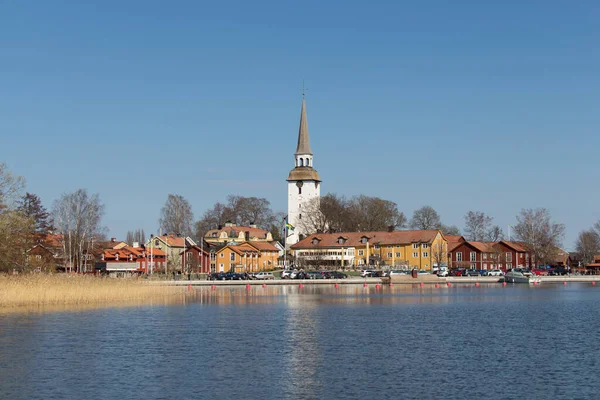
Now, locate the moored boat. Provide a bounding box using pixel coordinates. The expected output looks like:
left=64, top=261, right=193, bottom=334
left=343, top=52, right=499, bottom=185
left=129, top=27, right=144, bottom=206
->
left=504, top=268, right=541, bottom=284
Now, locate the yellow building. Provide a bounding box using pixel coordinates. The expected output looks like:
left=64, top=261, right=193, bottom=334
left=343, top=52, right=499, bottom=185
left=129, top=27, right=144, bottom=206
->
left=291, top=230, right=448, bottom=271
left=214, top=242, right=279, bottom=273
left=205, top=222, right=273, bottom=244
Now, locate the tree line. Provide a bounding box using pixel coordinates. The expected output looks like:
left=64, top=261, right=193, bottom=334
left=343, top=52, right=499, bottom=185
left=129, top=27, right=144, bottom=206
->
left=2, top=161, right=599, bottom=271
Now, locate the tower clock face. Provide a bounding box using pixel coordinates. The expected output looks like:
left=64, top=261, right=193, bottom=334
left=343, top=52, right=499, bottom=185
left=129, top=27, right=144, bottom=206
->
left=296, top=181, right=303, bottom=188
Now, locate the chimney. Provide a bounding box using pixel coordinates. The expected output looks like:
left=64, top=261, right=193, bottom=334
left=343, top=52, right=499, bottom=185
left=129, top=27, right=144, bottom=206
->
left=245, top=231, right=250, bottom=241
left=388, top=225, right=394, bottom=232
left=111, top=238, right=116, bottom=243
left=133, top=242, right=140, bottom=248
left=217, top=225, right=223, bottom=230
left=225, top=221, right=235, bottom=227
left=249, top=221, right=257, bottom=228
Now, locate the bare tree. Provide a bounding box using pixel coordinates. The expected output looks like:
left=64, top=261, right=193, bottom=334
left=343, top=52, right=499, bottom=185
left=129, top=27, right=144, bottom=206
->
left=0, top=162, right=25, bottom=210
left=464, top=211, right=492, bottom=241
left=159, top=194, right=193, bottom=236
left=440, top=224, right=461, bottom=236
left=512, top=208, right=565, bottom=266
left=575, top=230, right=600, bottom=267
left=52, top=189, right=105, bottom=273
left=485, top=225, right=504, bottom=242
left=347, top=195, right=406, bottom=232
left=410, top=206, right=441, bottom=230
left=126, top=229, right=146, bottom=245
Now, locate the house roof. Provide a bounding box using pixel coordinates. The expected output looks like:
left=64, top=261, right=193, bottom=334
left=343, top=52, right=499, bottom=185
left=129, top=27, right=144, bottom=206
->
left=469, top=241, right=495, bottom=253
left=448, top=242, right=463, bottom=252
left=246, top=241, right=279, bottom=251
left=152, top=234, right=196, bottom=248
left=291, top=230, right=441, bottom=249
left=500, top=241, right=530, bottom=252
left=286, top=167, right=321, bottom=182
left=445, top=235, right=466, bottom=243
left=205, top=226, right=271, bottom=240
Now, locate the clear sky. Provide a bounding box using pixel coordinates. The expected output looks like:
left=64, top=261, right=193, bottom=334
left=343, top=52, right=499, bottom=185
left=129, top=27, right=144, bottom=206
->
left=1, top=1, right=598, bottom=250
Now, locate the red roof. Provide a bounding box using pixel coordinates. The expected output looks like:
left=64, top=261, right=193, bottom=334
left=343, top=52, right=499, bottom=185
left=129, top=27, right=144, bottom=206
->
left=500, top=241, right=530, bottom=252
left=292, top=230, right=441, bottom=249
left=205, top=225, right=270, bottom=240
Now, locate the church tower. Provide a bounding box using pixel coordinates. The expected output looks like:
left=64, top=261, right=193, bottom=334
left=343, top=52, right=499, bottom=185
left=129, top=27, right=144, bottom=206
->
left=286, top=97, right=321, bottom=247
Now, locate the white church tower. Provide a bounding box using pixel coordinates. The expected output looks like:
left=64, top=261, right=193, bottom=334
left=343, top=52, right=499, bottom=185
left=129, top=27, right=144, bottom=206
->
left=286, top=97, right=321, bottom=247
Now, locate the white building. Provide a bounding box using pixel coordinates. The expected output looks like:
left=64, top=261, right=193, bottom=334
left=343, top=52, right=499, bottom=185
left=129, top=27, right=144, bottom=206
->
left=286, top=97, right=322, bottom=248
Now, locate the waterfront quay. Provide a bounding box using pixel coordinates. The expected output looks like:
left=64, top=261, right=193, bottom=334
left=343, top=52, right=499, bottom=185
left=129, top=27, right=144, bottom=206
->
left=151, top=275, right=600, bottom=287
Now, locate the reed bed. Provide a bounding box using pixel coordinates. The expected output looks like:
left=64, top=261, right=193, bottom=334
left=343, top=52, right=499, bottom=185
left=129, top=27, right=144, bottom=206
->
left=0, top=274, right=183, bottom=310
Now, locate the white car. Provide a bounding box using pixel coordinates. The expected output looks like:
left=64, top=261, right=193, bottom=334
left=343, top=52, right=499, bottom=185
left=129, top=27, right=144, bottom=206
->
left=360, top=270, right=373, bottom=278
left=487, top=269, right=504, bottom=276
left=437, top=269, right=449, bottom=277
left=281, top=270, right=293, bottom=279
left=254, top=272, right=275, bottom=280
left=388, top=270, right=408, bottom=276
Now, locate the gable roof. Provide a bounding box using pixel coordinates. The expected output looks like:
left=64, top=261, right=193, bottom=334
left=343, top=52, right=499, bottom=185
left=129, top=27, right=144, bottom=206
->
left=291, top=230, right=441, bottom=249
left=499, top=241, right=530, bottom=252
left=152, top=234, right=196, bottom=248
left=205, top=226, right=271, bottom=240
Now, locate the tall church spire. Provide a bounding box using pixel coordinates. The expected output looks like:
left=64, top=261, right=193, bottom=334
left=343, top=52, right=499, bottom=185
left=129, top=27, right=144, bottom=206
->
left=295, top=99, right=312, bottom=155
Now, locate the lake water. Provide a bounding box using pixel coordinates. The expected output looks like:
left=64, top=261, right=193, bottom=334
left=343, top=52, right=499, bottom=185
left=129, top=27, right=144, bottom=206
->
left=1, top=283, right=599, bottom=399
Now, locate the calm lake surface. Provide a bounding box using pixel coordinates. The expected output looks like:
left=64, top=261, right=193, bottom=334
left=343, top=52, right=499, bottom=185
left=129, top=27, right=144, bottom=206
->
left=1, top=283, right=599, bottom=400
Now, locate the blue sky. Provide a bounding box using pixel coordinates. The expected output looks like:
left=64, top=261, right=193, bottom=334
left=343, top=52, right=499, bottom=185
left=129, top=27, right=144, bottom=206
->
left=1, top=1, right=598, bottom=250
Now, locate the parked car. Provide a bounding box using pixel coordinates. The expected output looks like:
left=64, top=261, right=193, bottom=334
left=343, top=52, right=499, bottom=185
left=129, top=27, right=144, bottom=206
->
left=463, top=269, right=480, bottom=277
left=450, top=269, right=464, bottom=276
left=208, top=272, right=226, bottom=281
left=292, top=271, right=310, bottom=279
left=548, top=267, right=569, bottom=276
left=254, top=272, right=275, bottom=280
left=371, top=270, right=384, bottom=277
left=437, top=269, right=449, bottom=277
left=222, top=272, right=245, bottom=280
left=388, top=270, right=409, bottom=277
left=324, top=271, right=348, bottom=279
left=532, top=268, right=548, bottom=276
left=487, top=269, right=504, bottom=276
left=360, top=270, right=373, bottom=278
left=281, top=270, right=293, bottom=279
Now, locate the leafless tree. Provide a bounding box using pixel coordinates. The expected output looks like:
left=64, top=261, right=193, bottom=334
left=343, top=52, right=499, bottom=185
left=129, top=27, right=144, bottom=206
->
left=410, top=206, right=441, bottom=230
left=485, top=226, right=504, bottom=242
left=440, top=224, right=461, bottom=236
left=159, top=194, right=193, bottom=236
left=126, top=229, right=146, bottom=245
left=347, top=195, right=406, bottom=232
left=512, top=208, right=565, bottom=266
left=575, top=230, right=600, bottom=267
left=432, top=241, right=448, bottom=268
left=0, top=210, right=35, bottom=272
left=52, top=189, right=105, bottom=273
left=464, top=211, right=492, bottom=241
left=0, top=162, right=25, bottom=210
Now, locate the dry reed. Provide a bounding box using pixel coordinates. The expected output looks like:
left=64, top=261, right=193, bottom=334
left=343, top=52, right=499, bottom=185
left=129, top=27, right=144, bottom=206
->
left=0, top=274, right=183, bottom=310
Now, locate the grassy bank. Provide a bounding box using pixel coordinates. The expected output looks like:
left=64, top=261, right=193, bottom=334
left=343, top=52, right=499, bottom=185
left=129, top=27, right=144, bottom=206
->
left=0, top=274, right=183, bottom=310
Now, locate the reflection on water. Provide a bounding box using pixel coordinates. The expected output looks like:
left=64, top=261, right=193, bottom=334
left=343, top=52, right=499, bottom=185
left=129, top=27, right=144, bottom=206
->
left=1, top=284, right=600, bottom=400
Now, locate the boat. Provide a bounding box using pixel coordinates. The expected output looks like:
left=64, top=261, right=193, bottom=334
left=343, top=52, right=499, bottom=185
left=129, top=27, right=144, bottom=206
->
left=504, top=268, right=541, bottom=284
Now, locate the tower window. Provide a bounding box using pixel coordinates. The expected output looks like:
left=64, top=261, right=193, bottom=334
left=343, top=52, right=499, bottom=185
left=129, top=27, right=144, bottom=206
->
left=298, top=187, right=302, bottom=194
left=299, top=158, right=304, bottom=167
left=305, top=158, right=309, bottom=166
left=299, top=214, right=302, bottom=219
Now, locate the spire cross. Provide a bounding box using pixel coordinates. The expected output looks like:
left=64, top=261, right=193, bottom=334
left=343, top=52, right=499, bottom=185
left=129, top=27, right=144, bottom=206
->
left=301, top=80, right=307, bottom=98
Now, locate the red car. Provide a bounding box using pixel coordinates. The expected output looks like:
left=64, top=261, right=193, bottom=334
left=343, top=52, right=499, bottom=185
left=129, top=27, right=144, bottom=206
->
left=532, top=268, right=548, bottom=276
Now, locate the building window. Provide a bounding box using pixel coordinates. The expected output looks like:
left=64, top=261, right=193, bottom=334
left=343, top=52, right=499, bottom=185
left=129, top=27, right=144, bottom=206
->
left=395, top=252, right=401, bottom=258
left=299, top=214, right=302, bottom=219
left=506, top=252, right=512, bottom=262
left=483, top=253, right=488, bottom=260
left=507, top=263, right=512, bottom=269
left=219, top=263, right=224, bottom=271
left=483, top=263, right=487, bottom=269
left=456, top=252, right=463, bottom=262
left=220, top=253, right=224, bottom=258
left=422, top=252, right=428, bottom=258
left=422, top=243, right=428, bottom=249
left=387, top=252, right=392, bottom=258
left=470, top=252, right=476, bottom=262
left=374, top=245, right=379, bottom=250
left=412, top=243, right=419, bottom=249
left=155, top=240, right=160, bottom=247
left=358, top=250, right=364, bottom=256
left=471, top=263, right=476, bottom=269
left=413, top=252, right=418, bottom=258
left=230, top=253, right=235, bottom=261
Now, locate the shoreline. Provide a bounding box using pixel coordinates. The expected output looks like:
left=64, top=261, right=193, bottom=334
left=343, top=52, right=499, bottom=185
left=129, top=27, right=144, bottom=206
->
left=149, top=275, right=600, bottom=286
